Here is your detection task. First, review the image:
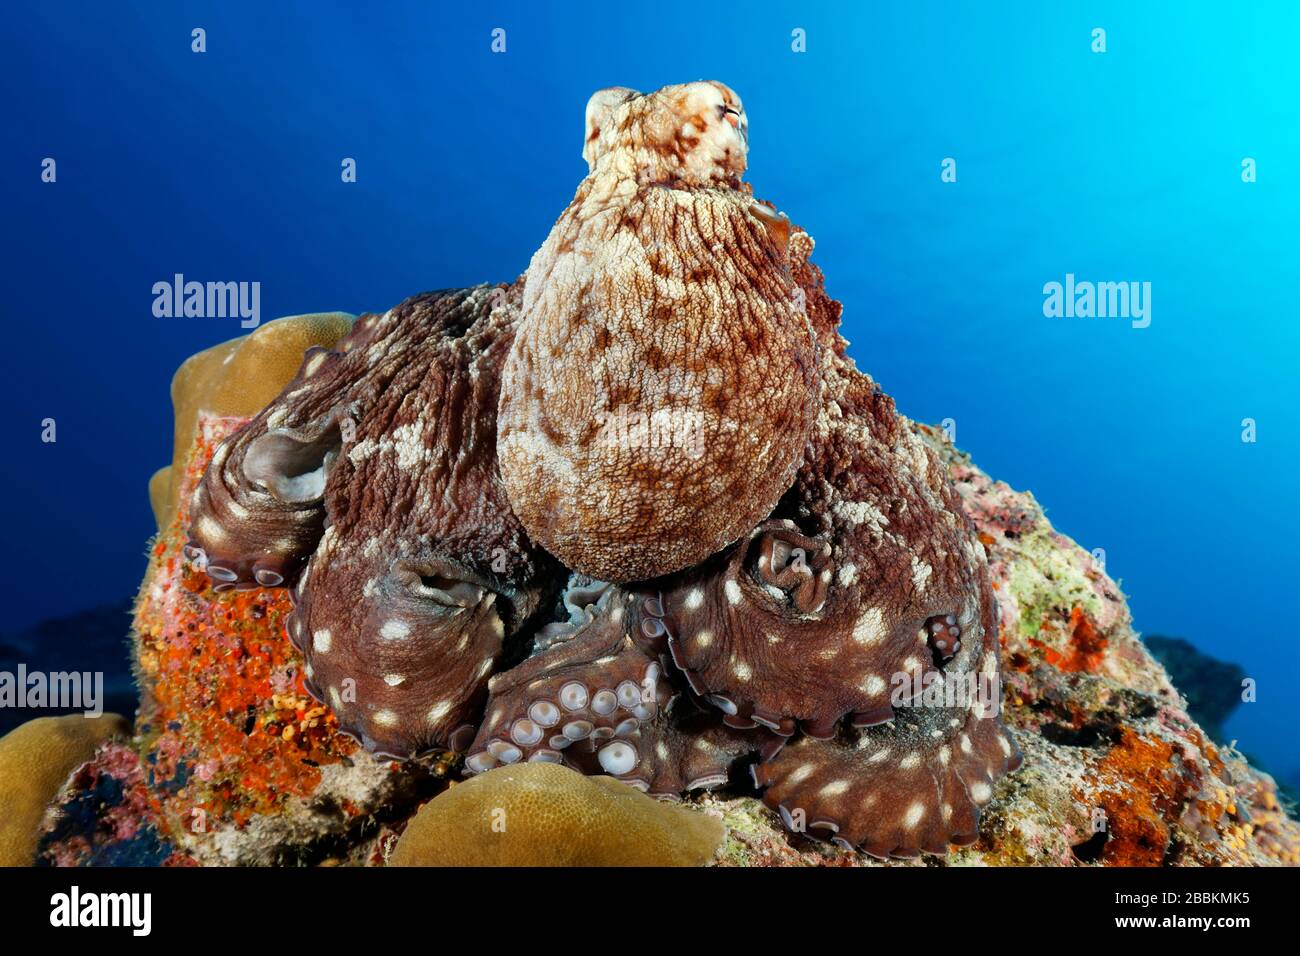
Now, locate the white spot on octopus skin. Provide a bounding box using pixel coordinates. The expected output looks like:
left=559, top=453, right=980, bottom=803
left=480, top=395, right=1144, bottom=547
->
left=899, top=751, right=921, bottom=769
left=303, top=352, right=327, bottom=377
left=685, top=588, right=704, bottom=610
left=960, top=734, right=972, bottom=754
left=786, top=763, right=814, bottom=785
left=999, top=735, right=1013, bottom=757
left=819, top=780, right=849, bottom=797
left=329, top=687, right=343, bottom=708
left=312, top=629, right=333, bottom=653
left=380, top=620, right=410, bottom=641
left=910, top=555, right=933, bottom=593
left=867, top=748, right=891, bottom=764
left=969, top=781, right=992, bottom=803
left=695, top=630, right=714, bottom=648
left=382, top=674, right=405, bottom=687
left=724, top=579, right=742, bottom=605
left=852, top=607, right=885, bottom=646
left=837, top=563, right=858, bottom=586
left=732, top=659, right=753, bottom=682
left=903, top=802, right=925, bottom=828
left=372, top=709, right=399, bottom=728
left=427, top=700, right=451, bottom=723
left=196, top=515, right=227, bottom=544
left=939, top=746, right=951, bottom=766
left=861, top=674, right=886, bottom=696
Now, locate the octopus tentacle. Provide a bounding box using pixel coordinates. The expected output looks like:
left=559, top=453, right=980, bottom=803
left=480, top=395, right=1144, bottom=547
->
left=185, top=346, right=351, bottom=590
left=293, top=546, right=508, bottom=757
left=658, top=518, right=950, bottom=737
left=754, top=701, right=1022, bottom=858
left=467, top=585, right=766, bottom=794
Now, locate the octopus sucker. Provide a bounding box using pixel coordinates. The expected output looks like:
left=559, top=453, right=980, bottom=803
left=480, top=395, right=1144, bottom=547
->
left=185, top=80, right=1021, bottom=860
left=468, top=580, right=765, bottom=793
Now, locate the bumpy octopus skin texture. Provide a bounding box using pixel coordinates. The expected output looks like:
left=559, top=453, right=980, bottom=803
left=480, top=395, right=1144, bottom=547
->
left=186, top=284, right=558, bottom=756
left=497, top=81, right=819, bottom=582
left=185, top=81, right=1020, bottom=857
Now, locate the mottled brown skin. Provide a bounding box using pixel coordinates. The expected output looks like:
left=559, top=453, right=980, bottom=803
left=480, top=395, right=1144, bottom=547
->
left=187, top=284, right=556, bottom=757
left=498, top=81, right=819, bottom=582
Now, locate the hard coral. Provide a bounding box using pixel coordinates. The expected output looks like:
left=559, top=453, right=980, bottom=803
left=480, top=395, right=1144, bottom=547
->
left=0, top=714, right=130, bottom=865
left=389, top=762, right=723, bottom=866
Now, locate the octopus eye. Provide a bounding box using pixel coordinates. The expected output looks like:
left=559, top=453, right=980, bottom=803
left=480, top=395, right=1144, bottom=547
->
left=747, top=524, right=832, bottom=614
left=242, top=415, right=343, bottom=504
left=390, top=559, right=490, bottom=609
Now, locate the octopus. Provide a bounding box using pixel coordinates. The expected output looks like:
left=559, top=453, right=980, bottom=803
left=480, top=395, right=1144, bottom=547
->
left=185, top=81, right=1021, bottom=858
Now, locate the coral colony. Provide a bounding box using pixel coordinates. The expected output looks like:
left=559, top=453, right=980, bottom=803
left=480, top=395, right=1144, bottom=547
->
left=182, top=82, right=1020, bottom=858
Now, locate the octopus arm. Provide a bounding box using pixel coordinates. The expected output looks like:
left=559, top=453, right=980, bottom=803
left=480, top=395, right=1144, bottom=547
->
left=754, top=701, right=1022, bottom=859
left=185, top=344, right=354, bottom=590
left=466, top=586, right=765, bottom=795
left=660, top=519, right=946, bottom=737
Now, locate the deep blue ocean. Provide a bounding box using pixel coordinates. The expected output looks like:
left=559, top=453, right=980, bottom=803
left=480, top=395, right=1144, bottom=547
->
left=2, top=3, right=1296, bottom=781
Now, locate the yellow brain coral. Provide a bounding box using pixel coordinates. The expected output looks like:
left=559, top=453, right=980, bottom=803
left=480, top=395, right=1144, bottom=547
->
left=0, top=714, right=131, bottom=866
left=389, top=763, right=724, bottom=866
left=149, top=311, right=355, bottom=530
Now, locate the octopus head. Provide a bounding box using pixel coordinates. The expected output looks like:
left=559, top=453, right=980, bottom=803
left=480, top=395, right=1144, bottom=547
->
left=582, top=81, right=749, bottom=186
